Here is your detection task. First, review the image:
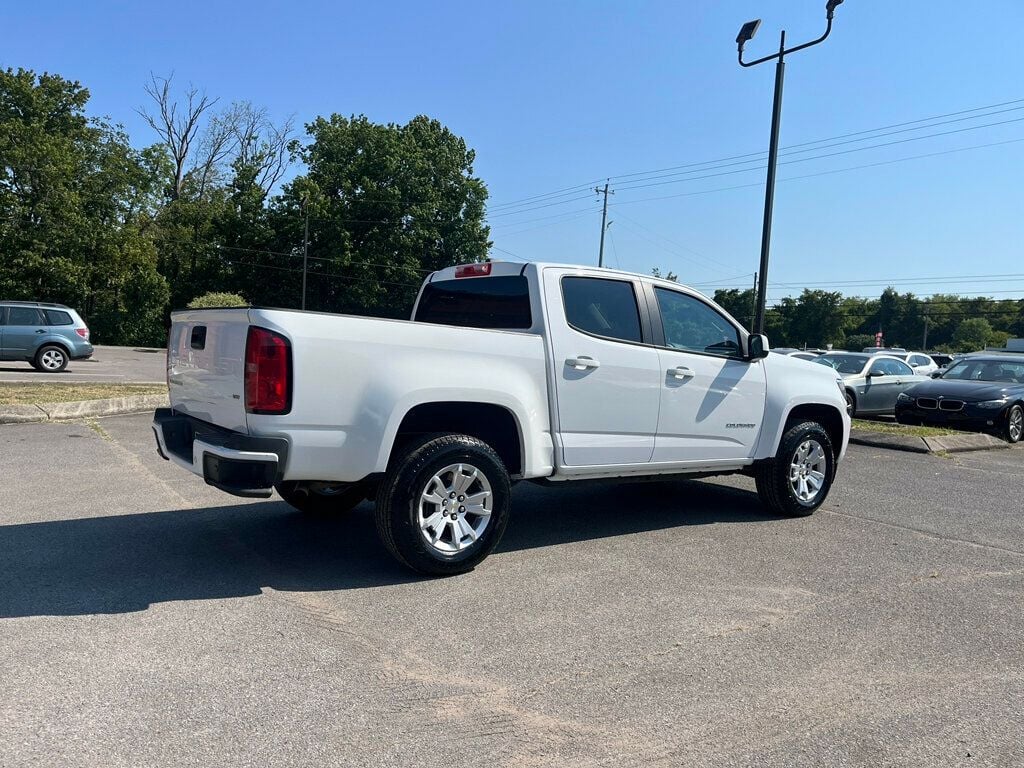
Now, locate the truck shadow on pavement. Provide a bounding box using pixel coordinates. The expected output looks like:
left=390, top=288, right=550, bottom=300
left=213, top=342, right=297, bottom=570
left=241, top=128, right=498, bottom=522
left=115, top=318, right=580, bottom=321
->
left=0, top=479, right=776, bottom=618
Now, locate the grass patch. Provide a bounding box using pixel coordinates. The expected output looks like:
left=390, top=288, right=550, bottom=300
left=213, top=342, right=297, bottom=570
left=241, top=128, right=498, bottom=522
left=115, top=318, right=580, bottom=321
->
left=0, top=383, right=166, bottom=406
left=851, top=418, right=956, bottom=438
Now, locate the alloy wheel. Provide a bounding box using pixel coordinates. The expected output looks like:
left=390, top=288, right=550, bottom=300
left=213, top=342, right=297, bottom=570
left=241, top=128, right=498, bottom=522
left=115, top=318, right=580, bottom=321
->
left=417, top=463, right=493, bottom=554
left=789, top=439, right=828, bottom=504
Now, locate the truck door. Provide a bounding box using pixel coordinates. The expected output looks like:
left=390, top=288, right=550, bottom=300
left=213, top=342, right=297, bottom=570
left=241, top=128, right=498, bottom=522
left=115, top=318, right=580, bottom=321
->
left=647, top=285, right=767, bottom=463
left=543, top=270, right=661, bottom=467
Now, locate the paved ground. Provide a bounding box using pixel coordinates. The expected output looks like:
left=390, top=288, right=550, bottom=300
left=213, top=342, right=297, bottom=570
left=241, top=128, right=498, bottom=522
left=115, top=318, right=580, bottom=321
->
left=1, top=414, right=1022, bottom=767
left=0, top=345, right=166, bottom=383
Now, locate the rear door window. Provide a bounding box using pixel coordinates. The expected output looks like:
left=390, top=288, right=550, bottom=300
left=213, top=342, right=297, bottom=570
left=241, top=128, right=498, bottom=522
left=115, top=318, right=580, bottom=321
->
left=561, top=277, right=642, bottom=343
left=44, top=309, right=74, bottom=326
left=7, top=307, right=43, bottom=325
left=415, top=276, right=532, bottom=329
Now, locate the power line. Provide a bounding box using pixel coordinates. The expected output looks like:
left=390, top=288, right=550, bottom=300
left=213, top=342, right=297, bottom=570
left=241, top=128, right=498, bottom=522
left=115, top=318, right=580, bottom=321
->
left=496, top=209, right=599, bottom=238
left=484, top=96, right=1024, bottom=216
left=488, top=205, right=598, bottom=229
left=221, top=260, right=424, bottom=289
left=489, top=246, right=527, bottom=262
left=610, top=209, right=737, bottom=276
left=606, top=96, right=1024, bottom=184
left=610, top=114, right=1024, bottom=194
left=607, top=103, right=1024, bottom=190
left=611, top=135, right=1024, bottom=206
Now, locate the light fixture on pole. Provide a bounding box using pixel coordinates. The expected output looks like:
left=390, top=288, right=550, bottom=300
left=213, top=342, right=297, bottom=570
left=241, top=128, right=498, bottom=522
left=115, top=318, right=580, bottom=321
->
left=737, top=0, right=844, bottom=335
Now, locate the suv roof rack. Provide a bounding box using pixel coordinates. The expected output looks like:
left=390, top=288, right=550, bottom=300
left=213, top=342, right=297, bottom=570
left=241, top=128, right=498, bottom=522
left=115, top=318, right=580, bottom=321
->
left=1, top=300, right=69, bottom=308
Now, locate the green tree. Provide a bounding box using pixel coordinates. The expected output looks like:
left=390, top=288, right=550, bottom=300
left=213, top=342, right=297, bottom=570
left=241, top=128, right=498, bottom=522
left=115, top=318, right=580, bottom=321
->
left=265, top=114, right=490, bottom=316
left=0, top=68, right=169, bottom=344
left=785, top=290, right=846, bottom=349
left=953, top=317, right=993, bottom=352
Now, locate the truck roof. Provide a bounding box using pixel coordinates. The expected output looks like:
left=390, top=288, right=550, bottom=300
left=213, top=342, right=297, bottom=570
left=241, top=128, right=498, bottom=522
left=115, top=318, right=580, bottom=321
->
left=428, top=261, right=712, bottom=298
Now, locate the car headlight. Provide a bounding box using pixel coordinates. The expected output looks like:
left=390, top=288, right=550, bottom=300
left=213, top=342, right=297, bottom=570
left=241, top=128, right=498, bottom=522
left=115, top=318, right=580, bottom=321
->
left=974, top=399, right=1009, bottom=409
left=896, top=392, right=913, bottom=403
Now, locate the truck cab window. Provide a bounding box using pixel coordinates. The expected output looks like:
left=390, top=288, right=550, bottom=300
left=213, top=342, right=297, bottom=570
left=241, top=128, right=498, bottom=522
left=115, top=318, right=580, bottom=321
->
left=654, top=288, right=741, bottom=357
left=561, top=277, right=643, bottom=343
left=415, top=276, right=532, bottom=330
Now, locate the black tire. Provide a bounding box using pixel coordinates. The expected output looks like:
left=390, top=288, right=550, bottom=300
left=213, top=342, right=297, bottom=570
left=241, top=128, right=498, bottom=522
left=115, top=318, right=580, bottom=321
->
left=275, top=480, right=368, bottom=515
left=755, top=420, right=836, bottom=518
left=844, top=389, right=856, bottom=418
left=1004, top=403, right=1023, bottom=444
left=375, top=433, right=511, bottom=576
left=33, top=344, right=69, bottom=373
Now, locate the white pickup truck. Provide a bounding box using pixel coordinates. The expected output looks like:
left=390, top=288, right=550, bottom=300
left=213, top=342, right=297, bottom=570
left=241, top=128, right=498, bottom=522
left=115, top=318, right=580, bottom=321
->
left=154, top=261, right=849, bottom=574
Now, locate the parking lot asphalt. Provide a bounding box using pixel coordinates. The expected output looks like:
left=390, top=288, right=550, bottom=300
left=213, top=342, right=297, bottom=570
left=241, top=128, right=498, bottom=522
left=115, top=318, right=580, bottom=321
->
left=0, top=345, right=166, bottom=383
left=1, top=414, right=1022, bottom=768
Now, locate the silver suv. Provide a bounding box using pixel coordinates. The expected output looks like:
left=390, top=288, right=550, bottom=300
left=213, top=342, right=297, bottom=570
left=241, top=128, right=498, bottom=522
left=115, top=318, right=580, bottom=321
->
left=0, top=301, right=93, bottom=372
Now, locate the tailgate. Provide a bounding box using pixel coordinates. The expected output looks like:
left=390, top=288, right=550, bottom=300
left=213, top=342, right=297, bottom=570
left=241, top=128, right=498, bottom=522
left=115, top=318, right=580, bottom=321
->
left=167, top=309, right=251, bottom=433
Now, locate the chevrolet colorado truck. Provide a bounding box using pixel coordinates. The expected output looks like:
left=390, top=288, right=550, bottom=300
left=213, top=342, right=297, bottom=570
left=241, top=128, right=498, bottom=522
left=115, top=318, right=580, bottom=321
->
left=153, top=262, right=850, bottom=574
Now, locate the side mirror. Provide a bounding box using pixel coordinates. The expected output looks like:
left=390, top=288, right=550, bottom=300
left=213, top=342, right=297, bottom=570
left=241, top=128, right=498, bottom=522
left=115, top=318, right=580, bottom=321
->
left=747, top=333, right=769, bottom=360
left=867, top=369, right=883, bottom=377
left=930, top=371, right=943, bottom=379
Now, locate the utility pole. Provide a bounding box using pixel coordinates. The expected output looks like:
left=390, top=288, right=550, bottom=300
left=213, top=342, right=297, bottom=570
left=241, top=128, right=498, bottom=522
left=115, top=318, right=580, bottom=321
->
left=301, top=197, right=310, bottom=311
left=595, top=182, right=613, bottom=267
left=922, top=315, right=930, bottom=351
left=736, top=0, right=844, bottom=334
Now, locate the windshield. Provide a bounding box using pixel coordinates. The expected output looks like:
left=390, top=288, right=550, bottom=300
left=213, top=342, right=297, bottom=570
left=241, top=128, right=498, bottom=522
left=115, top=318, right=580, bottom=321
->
left=942, top=359, right=1024, bottom=383
left=815, top=354, right=868, bottom=375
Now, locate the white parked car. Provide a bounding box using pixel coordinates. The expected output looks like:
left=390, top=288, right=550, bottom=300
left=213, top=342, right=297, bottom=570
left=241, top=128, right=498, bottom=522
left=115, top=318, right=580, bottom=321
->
left=153, top=262, right=850, bottom=574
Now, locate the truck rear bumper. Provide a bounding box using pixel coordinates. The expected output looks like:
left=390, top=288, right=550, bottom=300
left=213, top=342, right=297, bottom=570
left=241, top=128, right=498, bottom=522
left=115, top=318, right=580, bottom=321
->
left=152, top=408, right=289, bottom=498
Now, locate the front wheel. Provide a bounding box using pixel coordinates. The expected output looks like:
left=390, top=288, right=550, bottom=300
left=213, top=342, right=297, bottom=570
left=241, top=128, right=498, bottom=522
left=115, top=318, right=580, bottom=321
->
left=375, top=434, right=511, bottom=576
left=33, top=345, right=69, bottom=373
left=1005, top=404, right=1023, bottom=444
left=755, top=421, right=836, bottom=517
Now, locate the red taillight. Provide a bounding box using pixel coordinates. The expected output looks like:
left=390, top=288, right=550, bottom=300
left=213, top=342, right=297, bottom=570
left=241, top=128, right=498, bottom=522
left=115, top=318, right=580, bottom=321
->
left=76, top=327, right=89, bottom=340
left=244, top=327, right=291, bottom=414
left=455, top=262, right=492, bottom=278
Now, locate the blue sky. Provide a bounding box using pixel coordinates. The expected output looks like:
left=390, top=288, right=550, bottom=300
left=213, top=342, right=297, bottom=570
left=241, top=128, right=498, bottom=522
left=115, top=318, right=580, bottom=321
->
left=5, top=0, right=1023, bottom=301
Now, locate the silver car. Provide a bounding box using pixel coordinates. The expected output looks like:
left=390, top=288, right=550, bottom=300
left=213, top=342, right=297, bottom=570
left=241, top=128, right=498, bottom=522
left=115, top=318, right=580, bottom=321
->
left=815, top=352, right=932, bottom=417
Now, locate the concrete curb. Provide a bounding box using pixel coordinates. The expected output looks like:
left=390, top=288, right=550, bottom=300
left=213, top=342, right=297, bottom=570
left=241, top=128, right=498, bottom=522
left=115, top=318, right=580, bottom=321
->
left=850, top=428, right=1011, bottom=454
left=0, top=394, right=168, bottom=425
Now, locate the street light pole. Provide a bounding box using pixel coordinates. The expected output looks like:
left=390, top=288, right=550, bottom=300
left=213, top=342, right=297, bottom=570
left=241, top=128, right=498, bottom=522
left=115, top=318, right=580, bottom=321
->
left=737, top=0, right=843, bottom=334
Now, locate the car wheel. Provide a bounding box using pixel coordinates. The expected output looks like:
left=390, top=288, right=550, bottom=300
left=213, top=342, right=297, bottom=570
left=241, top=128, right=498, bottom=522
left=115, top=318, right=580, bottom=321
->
left=755, top=420, right=836, bottom=518
left=1005, top=404, right=1024, bottom=444
left=275, top=480, right=369, bottom=515
left=375, top=433, right=511, bottom=576
left=33, top=345, right=69, bottom=372
left=844, top=390, right=856, bottom=418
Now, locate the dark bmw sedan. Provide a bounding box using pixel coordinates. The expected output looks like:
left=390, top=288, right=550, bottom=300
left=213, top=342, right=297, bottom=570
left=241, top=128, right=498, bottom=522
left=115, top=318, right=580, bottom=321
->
left=895, top=355, right=1024, bottom=443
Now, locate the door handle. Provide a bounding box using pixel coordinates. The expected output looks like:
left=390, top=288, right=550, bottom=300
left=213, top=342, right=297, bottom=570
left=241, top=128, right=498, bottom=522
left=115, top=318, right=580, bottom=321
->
left=566, top=356, right=600, bottom=370
left=668, top=366, right=694, bottom=379
left=36, top=329, right=46, bottom=334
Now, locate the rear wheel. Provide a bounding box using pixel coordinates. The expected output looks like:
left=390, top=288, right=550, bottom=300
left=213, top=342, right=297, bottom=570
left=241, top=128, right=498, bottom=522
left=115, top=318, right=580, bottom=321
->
left=756, top=421, right=836, bottom=517
left=275, top=481, right=368, bottom=515
left=1005, top=404, right=1023, bottom=444
left=375, top=433, right=511, bottom=576
left=33, top=345, right=69, bottom=373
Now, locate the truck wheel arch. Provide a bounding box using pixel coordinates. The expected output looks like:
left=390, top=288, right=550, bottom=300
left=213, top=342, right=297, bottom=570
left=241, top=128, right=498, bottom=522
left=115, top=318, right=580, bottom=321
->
left=781, top=403, right=845, bottom=460
left=386, top=401, right=525, bottom=476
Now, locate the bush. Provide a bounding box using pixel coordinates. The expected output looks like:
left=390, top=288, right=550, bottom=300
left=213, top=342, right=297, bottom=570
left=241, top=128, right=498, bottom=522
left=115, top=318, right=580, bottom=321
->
left=186, top=292, right=248, bottom=309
